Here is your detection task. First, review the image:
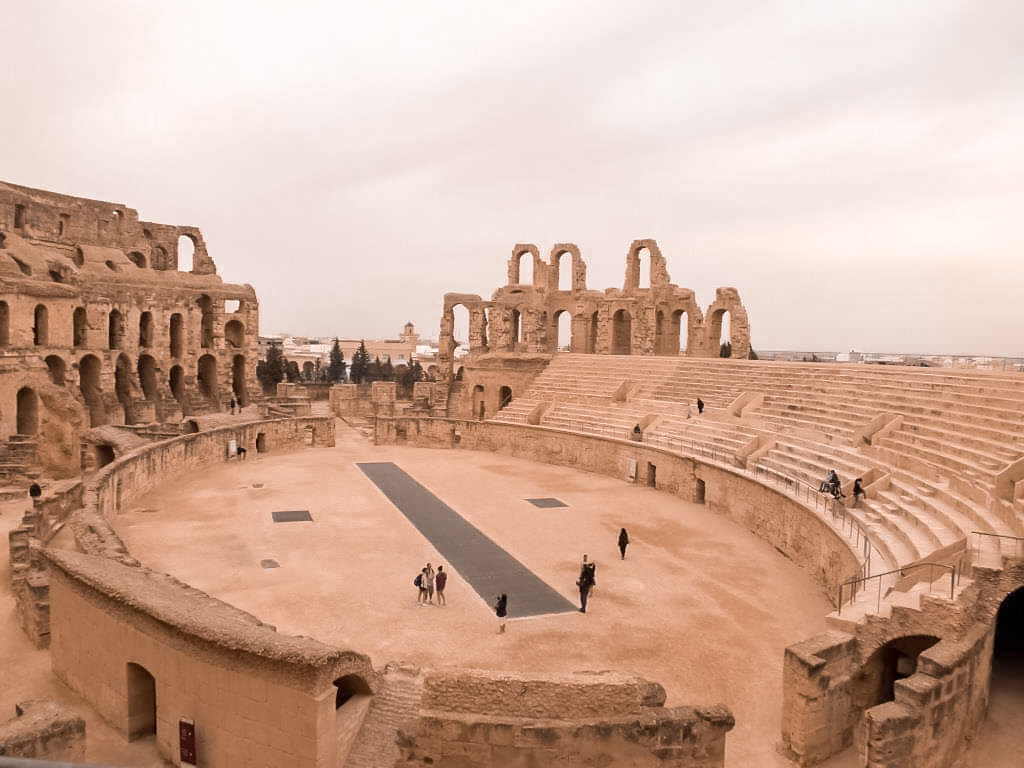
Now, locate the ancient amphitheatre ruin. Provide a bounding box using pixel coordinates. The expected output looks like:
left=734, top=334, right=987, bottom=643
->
left=1, top=179, right=1023, bottom=768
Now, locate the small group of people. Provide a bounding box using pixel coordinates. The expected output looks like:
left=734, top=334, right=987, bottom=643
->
left=415, top=562, right=447, bottom=606
left=229, top=397, right=242, bottom=415
left=820, top=470, right=866, bottom=506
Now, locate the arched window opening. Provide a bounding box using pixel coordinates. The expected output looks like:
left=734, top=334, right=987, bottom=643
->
left=232, top=355, right=247, bottom=406
left=73, top=246, right=85, bottom=267
left=14, top=204, right=26, bottom=229
left=334, top=674, right=372, bottom=709
left=511, top=310, right=522, bottom=349
left=224, top=319, right=244, bottom=348
left=853, top=635, right=940, bottom=712
left=517, top=252, right=533, bottom=286
left=73, top=307, right=87, bottom=348
left=197, top=354, right=218, bottom=401
left=711, top=310, right=732, bottom=358
left=33, top=304, right=48, bottom=346
left=138, top=355, right=158, bottom=400
left=556, top=310, right=572, bottom=352
left=108, top=309, right=124, bottom=350
left=673, top=309, right=688, bottom=354
left=126, top=663, right=156, bottom=740
left=178, top=234, right=195, bottom=272
left=637, top=246, right=651, bottom=290
left=169, top=313, right=184, bottom=358
left=472, top=384, right=485, bottom=420
left=79, top=354, right=105, bottom=427
left=127, top=251, right=146, bottom=268
left=115, top=354, right=135, bottom=425
left=451, top=304, right=470, bottom=359
left=499, top=386, right=513, bottom=409
left=556, top=251, right=572, bottom=292
left=224, top=299, right=240, bottom=313
left=198, top=294, right=214, bottom=349
left=45, top=355, right=66, bottom=386
left=16, top=387, right=38, bottom=435
left=152, top=245, right=167, bottom=270
left=612, top=309, right=632, bottom=355
left=139, top=311, right=154, bottom=348
left=0, top=301, right=9, bottom=347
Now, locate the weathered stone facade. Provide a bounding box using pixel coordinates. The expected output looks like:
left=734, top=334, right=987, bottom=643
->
left=437, top=239, right=751, bottom=419
left=0, top=180, right=260, bottom=480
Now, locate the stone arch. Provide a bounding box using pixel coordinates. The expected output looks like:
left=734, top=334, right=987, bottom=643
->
left=126, top=251, right=147, bottom=268
left=302, top=361, right=315, bottom=381
left=0, top=301, right=9, bottom=347
left=499, top=385, right=513, bottom=409
left=612, top=309, right=632, bottom=355
left=853, top=634, right=941, bottom=713
left=73, top=307, right=88, bottom=347
left=992, top=586, right=1024, bottom=703
left=126, top=662, right=157, bottom=740
left=138, top=355, right=158, bottom=400
left=549, top=243, right=586, bottom=293
left=108, top=308, right=125, bottom=350
left=79, top=354, right=105, bottom=427
left=178, top=234, right=196, bottom=272
left=139, top=311, right=154, bottom=348
left=34, top=304, right=49, bottom=346
left=45, top=355, right=66, bottom=386
left=704, top=287, right=751, bottom=359
left=554, top=309, right=572, bottom=352
left=169, top=313, right=184, bottom=358
left=16, top=387, right=38, bottom=435
left=334, top=674, right=372, bottom=709
left=232, top=355, right=248, bottom=406
left=197, top=354, right=218, bottom=401
left=115, top=353, right=135, bottom=424
left=508, top=244, right=540, bottom=287
left=623, top=239, right=670, bottom=292
left=224, top=319, right=244, bottom=348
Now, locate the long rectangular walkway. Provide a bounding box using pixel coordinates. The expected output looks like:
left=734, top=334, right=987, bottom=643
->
left=358, top=462, right=576, bottom=618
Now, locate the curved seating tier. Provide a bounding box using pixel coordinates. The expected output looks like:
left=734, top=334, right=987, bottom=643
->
left=491, top=354, right=1024, bottom=571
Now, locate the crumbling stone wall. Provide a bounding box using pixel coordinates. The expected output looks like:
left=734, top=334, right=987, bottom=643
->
left=437, top=239, right=751, bottom=418
left=0, top=699, right=86, bottom=763
left=400, top=671, right=734, bottom=767
left=0, top=180, right=261, bottom=480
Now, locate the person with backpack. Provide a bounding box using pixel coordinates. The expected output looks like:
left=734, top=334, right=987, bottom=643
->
left=415, top=568, right=428, bottom=604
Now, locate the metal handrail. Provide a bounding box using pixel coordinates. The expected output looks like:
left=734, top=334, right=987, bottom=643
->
left=837, top=562, right=957, bottom=615
left=971, top=530, right=1024, bottom=562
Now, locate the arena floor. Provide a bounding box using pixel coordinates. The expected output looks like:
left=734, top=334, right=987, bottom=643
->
left=1, top=419, right=1017, bottom=767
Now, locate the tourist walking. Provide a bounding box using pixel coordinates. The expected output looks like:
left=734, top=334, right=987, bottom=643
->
left=618, top=528, right=630, bottom=560
left=494, top=593, right=507, bottom=633
left=435, top=565, right=447, bottom=606
left=415, top=568, right=428, bottom=604
left=577, top=554, right=596, bottom=613
left=852, top=478, right=866, bottom=508
left=423, top=563, right=436, bottom=604
left=696, top=397, right=705, bottom=415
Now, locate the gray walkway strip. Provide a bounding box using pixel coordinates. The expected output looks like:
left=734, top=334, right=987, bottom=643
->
left=358, top=462, right=577, bottom=618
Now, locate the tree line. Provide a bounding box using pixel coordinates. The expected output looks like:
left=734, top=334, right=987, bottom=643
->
left=256, top=339, right=427, bottom=395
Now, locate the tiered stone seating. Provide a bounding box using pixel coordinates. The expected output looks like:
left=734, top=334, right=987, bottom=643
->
left=491, top=354, right=1024, bottom=573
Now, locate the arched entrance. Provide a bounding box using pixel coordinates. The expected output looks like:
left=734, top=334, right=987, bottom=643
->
left=169, top=365, right=188, bottom=415
left=853, top=635, right=941, bottom=712
left=126, top=662, right=156, bottom=740
left=16, top=387, right=38, bottom=435
left=472, top=385, right=485, bottom=420
left=232, top=355, right=247, bottom=406
left=197, top=354, right=218, bottom=403
left=499, top=386, right=512, bottom=409
left=115, top=354, right=135, bottom=424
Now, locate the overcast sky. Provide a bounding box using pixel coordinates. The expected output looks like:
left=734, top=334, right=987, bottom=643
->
left=3, top=1, right=1022, bottom=355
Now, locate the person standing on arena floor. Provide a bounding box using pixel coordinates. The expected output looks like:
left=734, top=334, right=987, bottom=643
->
left=494, top=593, right=507, bottom=633
left=435, top=565, right=447, bottom=606
left=577, top=554, right=596, bottom=613
left=696, top=397, right=705, bottom=414
left=423, top=562, right=435, bottom=604
left=618, top=528, right=630, bottom=560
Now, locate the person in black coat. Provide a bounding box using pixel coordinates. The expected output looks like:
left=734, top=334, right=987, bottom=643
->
left=618, top=528, right=630, bottom=560
left=577, top=555, right=596, bottom=613
left=494, top=593, right=508, bottom=633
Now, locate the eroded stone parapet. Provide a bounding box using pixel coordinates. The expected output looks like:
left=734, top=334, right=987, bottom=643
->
left=0, top=699, right=86, bottom=763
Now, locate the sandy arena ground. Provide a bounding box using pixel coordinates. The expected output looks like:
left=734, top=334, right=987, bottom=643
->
left=1, top=419, right=1019, bottom=766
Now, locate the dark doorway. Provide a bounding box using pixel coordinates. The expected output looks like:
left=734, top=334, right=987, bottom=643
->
left=695, top=478, right=706, bottom=504
left=853, top=635, right=940, bottom=712
left=646, top=462, right=657, bottom=488
left=126, top=663, right=156, bottom=740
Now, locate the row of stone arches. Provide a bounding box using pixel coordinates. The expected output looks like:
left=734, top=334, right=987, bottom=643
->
left=0, top=299, right=245, bottom=354
left=469, top=382, right=513, bottom=420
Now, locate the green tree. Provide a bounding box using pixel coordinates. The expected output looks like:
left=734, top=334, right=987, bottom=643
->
left=256, top=340, right=286, bottom=392
left=327, top=339, right=347, bottom=383
left=284, top=360, right=301, bottom=383
left=367, top=355, right=384, bottom=383
left=349, top=340, right=370, bottom=384
left=399, top=360, right=424, bottom=397
left=380, top=356, right=394, bottom=382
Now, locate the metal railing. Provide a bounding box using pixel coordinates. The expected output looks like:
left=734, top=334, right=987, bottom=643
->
left=971, top=530, right=1024, bottom=562
left=837, top=561, right=957, bottom=615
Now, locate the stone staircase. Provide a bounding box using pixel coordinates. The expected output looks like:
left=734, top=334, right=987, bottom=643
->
left=344, top=662, right=424, bottom=768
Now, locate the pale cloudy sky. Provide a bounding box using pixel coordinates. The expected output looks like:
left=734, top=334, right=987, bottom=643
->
left=3, top=1, right=1022, bottom=355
